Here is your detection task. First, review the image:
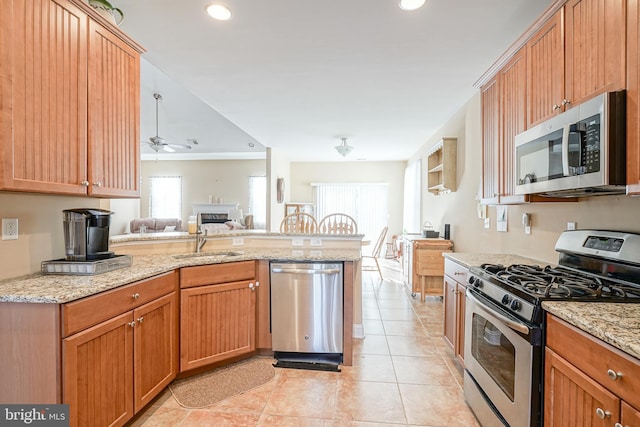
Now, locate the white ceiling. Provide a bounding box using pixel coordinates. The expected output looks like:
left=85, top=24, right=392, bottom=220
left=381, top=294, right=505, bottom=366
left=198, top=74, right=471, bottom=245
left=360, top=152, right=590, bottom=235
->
left=120, top=0, right=553, bottom=162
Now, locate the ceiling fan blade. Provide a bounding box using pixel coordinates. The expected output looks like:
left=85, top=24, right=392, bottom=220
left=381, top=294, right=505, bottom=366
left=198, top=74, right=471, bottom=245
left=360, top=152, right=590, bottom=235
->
left=162, top=145, right=176, bottom=153
left=166, top=143, right=192, bottom=150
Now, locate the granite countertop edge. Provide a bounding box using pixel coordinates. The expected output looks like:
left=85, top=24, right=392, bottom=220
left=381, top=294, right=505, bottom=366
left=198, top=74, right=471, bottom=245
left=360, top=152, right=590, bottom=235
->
left=0, top=248, right=361, bottom=304
left=443, top=252, right=551, bottom=269
left=542, top=301, right=640, bottom=361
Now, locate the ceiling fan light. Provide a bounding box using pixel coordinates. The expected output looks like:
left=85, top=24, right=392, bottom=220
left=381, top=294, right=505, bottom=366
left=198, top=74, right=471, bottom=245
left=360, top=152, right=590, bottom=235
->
left=399, top=0, right=426, bottom=11
left=206, top=4, right=232, bottom=21
left=335, top=138, right=354, bottom=157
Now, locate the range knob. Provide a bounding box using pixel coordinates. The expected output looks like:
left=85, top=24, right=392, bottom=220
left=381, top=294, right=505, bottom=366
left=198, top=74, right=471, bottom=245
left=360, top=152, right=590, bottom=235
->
left=501, top=294, right=511, bottom=305
left=510, top=299, right=522, bottom=311
left=468, top=276, right=482, bottom=288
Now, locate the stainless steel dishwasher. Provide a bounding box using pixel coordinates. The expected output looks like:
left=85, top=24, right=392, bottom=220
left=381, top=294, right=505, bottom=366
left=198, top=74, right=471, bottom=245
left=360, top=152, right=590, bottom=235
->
left=270, top=262, right=343, bottom=358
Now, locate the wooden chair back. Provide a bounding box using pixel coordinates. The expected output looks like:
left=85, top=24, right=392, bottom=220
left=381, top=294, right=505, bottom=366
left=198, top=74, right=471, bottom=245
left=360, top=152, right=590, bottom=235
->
left=280, top=212, right=318, bottom=233
left=318, top=213, right=358, bottom=235
left=371, top=226, right=388, bottom=258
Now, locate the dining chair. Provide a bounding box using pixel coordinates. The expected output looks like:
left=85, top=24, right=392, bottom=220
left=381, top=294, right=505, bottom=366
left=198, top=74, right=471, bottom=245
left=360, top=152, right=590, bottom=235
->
left=279, top=212, right=318, bottom=233
left=362, top=226, right=388, bottom=280
left=318, top=213, right=358, bottom=234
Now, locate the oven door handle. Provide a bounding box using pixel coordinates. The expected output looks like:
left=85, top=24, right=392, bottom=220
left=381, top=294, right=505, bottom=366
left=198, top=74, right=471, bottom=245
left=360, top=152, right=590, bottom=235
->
left=466, top=290, right=530, bottom=335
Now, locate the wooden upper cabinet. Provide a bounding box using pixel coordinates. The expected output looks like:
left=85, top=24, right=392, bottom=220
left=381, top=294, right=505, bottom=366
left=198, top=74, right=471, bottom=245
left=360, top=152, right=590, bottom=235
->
left=627, top=0, right=640, bottom=194
left=499, top=48, right=528, bottom=204
left=481, top=47, right=528, bottom=205
left=527, top=0, right=626, bottom=128
left=526, top=10, right=565, bottom=127
left=88, top=19, right=140, bottom=197
left=481, top=75, right=500, bottom=204
left=0, top=0, right=88, bottom=195
left=0, top=0, right=143, bottom=197
left=564, top=0, right=626, bottom=107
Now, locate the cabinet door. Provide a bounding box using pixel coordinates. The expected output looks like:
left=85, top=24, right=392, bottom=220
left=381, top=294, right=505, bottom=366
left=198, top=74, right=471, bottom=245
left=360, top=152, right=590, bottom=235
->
left=0, top=0, right=88, bottom=195
left=443, top=276, right=457, bottom=351
left=627, top=0, right=640, bottom=194
left=544, top=348, right=620, bottom=427
left=481, top=75, right=500, bottom=204
left=621, top=402, right=640, bottom=427
left=87, top=19, right=140, bottom=198
left=455, top=282, right=466, bottom=363
left=564, top=0, right=626, bottom=108
left=133, top=292, right=178, bottom=412
left=499, top=47, right=528, bottom=204
left=527, top=11, right=565, bottom=127
left=180, top=280, right=256, bottom=372
left=63, top=311, right=134, bottom=427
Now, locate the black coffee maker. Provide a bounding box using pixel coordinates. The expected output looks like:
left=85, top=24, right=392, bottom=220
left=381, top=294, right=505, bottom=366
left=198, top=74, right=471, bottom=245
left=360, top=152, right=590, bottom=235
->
left=63, top=209, right=114, bottom=261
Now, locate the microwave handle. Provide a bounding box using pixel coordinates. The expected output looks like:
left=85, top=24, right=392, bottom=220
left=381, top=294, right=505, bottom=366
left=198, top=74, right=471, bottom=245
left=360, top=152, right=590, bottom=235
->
left=561, top=124, right=571, bottom=176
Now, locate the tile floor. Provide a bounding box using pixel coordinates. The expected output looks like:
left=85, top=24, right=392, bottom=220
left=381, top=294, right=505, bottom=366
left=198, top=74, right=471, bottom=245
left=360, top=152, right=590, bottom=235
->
left=128, top=259, right=480, bottom=426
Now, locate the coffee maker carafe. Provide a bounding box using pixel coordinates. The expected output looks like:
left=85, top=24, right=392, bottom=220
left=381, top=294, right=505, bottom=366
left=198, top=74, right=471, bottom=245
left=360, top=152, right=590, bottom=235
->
left=63, top=209, right=114, bottom=261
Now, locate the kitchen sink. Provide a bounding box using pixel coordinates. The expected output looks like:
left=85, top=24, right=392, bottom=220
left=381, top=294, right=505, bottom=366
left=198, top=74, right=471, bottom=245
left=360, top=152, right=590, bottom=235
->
left=173, top=251, right=243, bottom=259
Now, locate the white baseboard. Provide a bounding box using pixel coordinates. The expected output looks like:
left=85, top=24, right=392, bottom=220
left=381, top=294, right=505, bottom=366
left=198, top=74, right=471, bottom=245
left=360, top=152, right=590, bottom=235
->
left=352, top=323, right=365, bottom=339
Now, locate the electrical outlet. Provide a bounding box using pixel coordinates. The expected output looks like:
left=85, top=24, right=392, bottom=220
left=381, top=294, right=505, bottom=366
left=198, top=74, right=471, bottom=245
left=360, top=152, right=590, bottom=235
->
left=310, top=238, right=322, bottom=247
left=232, top=237, right=244, bottom=246
left=292, top=238, right=304, bottom=247
left=567, top=222, right=577, bottom=230
left=2, top=218, right=19, bottom=240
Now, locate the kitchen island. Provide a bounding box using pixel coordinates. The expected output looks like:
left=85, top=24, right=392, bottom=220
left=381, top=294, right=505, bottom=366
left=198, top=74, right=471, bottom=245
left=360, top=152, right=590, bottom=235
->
left=0, top=232, right=362, bottom=427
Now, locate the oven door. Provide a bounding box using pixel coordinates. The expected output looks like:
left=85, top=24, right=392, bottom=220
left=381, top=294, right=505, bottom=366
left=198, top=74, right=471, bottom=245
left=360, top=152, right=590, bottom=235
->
left=464, top=289, right=541, bottom=427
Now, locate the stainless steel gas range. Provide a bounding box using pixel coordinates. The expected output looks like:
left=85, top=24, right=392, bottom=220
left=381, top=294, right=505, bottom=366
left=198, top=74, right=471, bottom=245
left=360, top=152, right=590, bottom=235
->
left=463, top=230, right=640, bottom=427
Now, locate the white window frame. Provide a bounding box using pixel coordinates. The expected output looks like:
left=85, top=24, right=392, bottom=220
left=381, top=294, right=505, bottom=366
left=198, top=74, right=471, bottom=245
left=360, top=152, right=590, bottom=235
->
left=149, top=176, right=182, bottom=219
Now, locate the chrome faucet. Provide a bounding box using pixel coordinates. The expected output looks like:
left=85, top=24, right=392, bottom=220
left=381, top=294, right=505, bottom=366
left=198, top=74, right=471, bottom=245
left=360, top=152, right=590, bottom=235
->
left=195, top=213, right=208, bottom=253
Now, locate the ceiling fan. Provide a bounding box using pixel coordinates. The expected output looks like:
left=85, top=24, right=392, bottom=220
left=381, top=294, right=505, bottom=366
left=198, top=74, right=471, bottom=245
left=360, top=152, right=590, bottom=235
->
left=142, top=93, right=193, bottom=153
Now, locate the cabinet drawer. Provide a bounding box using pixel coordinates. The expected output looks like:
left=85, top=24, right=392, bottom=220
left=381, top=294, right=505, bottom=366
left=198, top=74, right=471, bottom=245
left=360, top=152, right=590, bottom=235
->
left=180, top=260, right=256, bottom=289
left=546, top=314, right=640, bottom=410
left=444, top=258, right=468, bottom=285
left=63, top=271, right=177, bottom=337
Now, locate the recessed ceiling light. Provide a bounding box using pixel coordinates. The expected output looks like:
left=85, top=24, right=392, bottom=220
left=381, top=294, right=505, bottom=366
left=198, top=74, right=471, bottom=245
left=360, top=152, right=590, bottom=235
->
left=206, top=4, right=232, bottom=21
left=399, top=0, right=426, bottom=11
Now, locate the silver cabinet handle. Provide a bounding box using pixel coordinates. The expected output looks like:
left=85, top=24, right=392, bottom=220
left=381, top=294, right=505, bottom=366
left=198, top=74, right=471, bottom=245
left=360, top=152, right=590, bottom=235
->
left=80, top=180, right=90, bottom=187
left=132, top=293, right=140, bottom=300
left=614, top=423, right=623, bottom=427
left=128, top=321, right=136, bottom=328
left=595, top=408, right=611, bottom=419
left=271, top=268, right=340, bottom=275
left=249, top=283, right=256, bottom=291
left=562, top=99, right=571, bottom=106
left=607, top=369, right=622, bottom=381
left=553, top=104, right=561, bottom=111
left=93, top=181, right=102, bottom=187
left=137, top=317, right=144, bottom=324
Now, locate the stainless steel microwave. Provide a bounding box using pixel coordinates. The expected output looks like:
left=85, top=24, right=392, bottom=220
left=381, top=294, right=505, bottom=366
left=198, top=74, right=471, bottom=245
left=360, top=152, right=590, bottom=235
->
left=514, top=91, right=626, bottom=197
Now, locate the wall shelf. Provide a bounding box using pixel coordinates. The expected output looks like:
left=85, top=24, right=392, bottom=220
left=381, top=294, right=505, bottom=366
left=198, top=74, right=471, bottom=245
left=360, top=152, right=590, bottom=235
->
left=427, top=138, right=457, bottom=194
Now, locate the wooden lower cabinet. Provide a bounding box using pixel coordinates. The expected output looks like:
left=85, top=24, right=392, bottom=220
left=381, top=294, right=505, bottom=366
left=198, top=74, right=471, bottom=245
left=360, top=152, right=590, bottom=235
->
left=443, top=259, right=468, bottom=364
left=62, top=273, right=178, bottom=427
left=179, top=261, right=257, bottom=372
left=545, top=314, right=640, bottom=427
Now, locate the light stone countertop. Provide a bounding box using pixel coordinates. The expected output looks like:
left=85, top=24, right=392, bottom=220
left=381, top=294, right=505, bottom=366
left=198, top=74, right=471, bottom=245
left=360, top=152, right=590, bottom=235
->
left=443, top=252, right=551, bottom=269
left=110, top=231, right=365, bottom=244
left=0, top=248, right=361, bottom=304
left=542, top=301, right=640, bottom=360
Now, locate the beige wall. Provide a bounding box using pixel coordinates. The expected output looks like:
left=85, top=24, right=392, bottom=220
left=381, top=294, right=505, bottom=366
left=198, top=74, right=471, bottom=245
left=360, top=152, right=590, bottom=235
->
left=412, top=92, right=640, bottom=264
left=141, top=159, right=266, bottom=229
left=0, top=193, right=105, bottom=280
left=289, top=161, right=407, bottom=241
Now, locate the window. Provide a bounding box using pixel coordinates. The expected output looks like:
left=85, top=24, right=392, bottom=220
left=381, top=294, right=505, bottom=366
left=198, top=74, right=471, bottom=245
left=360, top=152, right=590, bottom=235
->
left=312, top=183, right=388, bottom=254
left=248, top=176, right=267, bottom=229
left=149, top=176, right=182, bottom=218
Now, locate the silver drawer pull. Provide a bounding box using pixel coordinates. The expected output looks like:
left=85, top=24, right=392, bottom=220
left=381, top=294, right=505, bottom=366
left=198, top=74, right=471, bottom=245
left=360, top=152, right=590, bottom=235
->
left=595, top=408, right=610, bottom=419
left=614, top=423, right=623, bottom=427
left=132, top=293, right=140, bottom=300
left=607, top=369, right=622, bottom=381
